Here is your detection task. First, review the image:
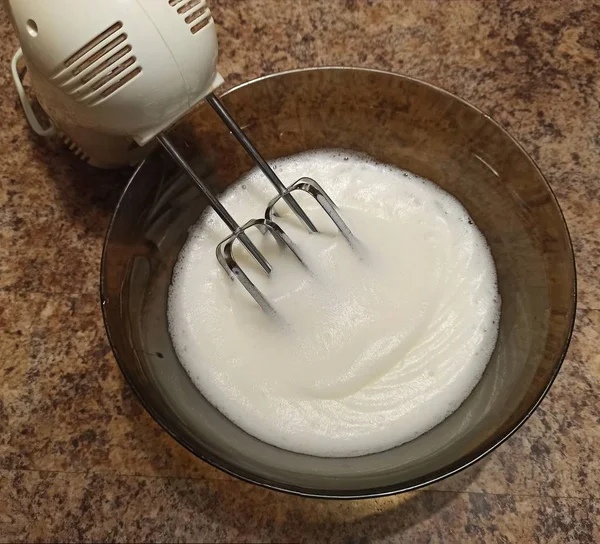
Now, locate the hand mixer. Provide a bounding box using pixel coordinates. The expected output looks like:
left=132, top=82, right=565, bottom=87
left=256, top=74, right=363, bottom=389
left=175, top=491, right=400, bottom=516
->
left=6, top=0, right=357, bottom=314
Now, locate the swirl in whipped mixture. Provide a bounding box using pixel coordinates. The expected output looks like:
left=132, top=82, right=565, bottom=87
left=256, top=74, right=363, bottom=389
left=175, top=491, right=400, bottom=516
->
left=168, top=150, right=500, bottom=457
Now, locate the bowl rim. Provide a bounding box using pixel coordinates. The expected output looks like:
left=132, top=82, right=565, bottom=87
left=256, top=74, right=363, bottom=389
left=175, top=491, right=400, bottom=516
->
left=100, top=66, right=577, bottom=499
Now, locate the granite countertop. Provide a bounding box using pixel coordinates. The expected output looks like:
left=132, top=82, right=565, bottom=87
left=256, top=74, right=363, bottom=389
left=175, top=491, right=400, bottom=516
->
left=1, top=0, right=599, bottom=542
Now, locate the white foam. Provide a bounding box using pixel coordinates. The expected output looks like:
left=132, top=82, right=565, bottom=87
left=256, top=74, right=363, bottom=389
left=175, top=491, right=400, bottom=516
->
left=168, top=150, right=501, bottom=457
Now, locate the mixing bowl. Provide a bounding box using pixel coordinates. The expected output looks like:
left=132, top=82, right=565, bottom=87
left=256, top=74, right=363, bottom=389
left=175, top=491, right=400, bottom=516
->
left=101, top=68, right=576, bottom=498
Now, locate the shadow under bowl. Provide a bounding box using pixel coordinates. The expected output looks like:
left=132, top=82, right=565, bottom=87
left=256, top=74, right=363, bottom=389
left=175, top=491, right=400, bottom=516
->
left=101, top=67, right=576, bottom=499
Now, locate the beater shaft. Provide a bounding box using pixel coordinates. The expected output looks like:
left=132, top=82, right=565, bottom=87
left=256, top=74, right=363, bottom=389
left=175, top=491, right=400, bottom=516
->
left=205, top=93, right=318, bottom=233
left=157, top=134, right=272, bottom=274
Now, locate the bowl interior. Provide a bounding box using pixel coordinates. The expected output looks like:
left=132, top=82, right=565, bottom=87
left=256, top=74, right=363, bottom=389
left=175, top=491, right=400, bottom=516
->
left=101, top=68, right=575, bottom=498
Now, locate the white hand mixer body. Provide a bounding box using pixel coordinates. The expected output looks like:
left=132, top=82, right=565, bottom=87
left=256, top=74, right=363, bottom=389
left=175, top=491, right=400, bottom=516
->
left=6, top=0, right=358, bottom=314
left=7, top=0, right=223, bottom=167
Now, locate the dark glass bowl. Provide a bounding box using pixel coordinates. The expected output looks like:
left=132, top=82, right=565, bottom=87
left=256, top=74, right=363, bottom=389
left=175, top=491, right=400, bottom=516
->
left=101, top=68, right=576, bottom=498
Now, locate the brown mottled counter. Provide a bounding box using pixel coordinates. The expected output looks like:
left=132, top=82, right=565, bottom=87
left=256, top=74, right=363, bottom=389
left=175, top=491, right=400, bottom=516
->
left=1, top=1, right=599, bottom=542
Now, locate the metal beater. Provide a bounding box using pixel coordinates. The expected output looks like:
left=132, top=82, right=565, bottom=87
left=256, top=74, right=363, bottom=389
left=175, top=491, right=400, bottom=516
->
left=158, top=93, right=358, bottom=314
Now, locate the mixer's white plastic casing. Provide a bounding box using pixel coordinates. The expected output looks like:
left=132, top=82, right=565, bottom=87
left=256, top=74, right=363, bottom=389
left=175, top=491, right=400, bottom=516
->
left=6, top=0, right=223, bottom=168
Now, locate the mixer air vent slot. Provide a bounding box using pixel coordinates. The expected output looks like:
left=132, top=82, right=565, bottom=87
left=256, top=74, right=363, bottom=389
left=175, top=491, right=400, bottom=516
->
left=55, top=21, right=142, bottom=106
left=62, top=134, right=90, bottom=163
left=99, top=66, right=142, bottom=99
left=63, top=22, right=123, bottom=68
left=168, top=0, right=213, bottom=34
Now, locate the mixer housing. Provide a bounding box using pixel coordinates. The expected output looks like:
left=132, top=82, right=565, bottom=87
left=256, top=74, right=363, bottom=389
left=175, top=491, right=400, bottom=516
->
left=7, top=0, right=223, bottom=167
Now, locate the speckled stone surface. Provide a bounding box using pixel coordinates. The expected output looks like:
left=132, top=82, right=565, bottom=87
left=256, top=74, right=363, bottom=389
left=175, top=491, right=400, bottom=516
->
left=1, top=0, right=599, bottom=542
